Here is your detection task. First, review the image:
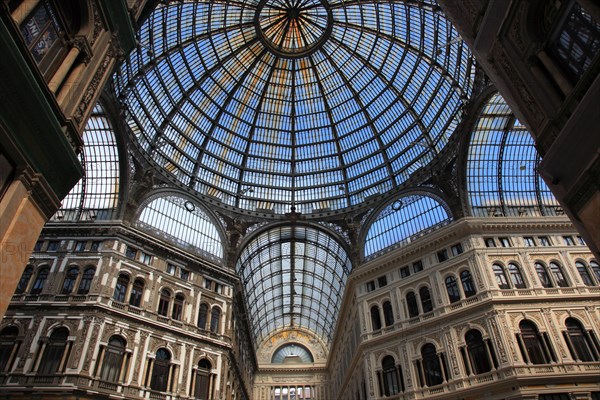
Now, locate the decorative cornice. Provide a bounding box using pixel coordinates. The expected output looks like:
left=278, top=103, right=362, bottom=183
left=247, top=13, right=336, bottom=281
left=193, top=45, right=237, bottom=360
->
left=16, top=165, right=61, bottom=219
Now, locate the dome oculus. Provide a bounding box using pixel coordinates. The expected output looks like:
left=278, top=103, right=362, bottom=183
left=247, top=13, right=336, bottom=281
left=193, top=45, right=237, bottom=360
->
left=255, top=0, right=333, bottom=58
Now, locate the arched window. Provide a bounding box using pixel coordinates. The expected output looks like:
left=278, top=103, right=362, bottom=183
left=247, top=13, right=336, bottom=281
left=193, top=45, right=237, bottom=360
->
left=150, top=348, right=171, bottom=392
left=591, top=261, right=600, bottom=283
left=198, top=303, right=209, bottom=330
left=38, top=327, right=69, bottom=375
left=383, top=301, right=394, bottom=327
left=406, top=292, right=419, bottom=318
left=30, top=267, right=49, bottom=295
left=77, top=267, right=95, bottom=295
left=564, top=318, right=596, bottom=362
left=172, top=293, right=185, bottom=321
left=535, top=263, right=553, bottom=288
left=113, top=274, right=129, bottom=302
left=0, top=326, right=19, bottom=373
left=550, top=262, right=569, bottom=287
left=465, top=330, right=492, bottom=374
left=421, top=344, right=443, bottom=387
left=210, top=307, right=221, bottom=333
left=419, top=287, right=433, bottom=313
left=508, top=263, right=526, bottom=289
left=381, top=355, right=402, bottom=396
left=137, top=196, right=223, bottom=259
left=15, top=266, right=33, bottom=294
left=158, top=289, right=171, bottom=317
left=365, top=194, right=452, bottom=258
left=61, top=267, right=79, bottom=294
left=129, top=278, right=144, bottom=307
left=492, top=264, right=510, bottom=289
left=370, top=305, right=382, bottom=330
left=195, top=359, right=213, bottom=400
left=460, top=270, right=476, bottom=297
left=576, top=261, right=595, bottom=286
left=100, top=336, right=127, bottom=382
left=518, top=320, right=550, bottom=364
left=446, top=276, right=461, bottom=303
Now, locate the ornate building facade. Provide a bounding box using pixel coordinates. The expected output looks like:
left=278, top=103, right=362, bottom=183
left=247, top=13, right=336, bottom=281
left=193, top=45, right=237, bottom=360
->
left=1, top=0, right=599, bottom=399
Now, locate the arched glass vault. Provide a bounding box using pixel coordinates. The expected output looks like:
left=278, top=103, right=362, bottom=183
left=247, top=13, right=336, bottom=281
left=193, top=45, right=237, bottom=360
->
left=115, top=0, right=475, bottom=215
left=236, top=225, right=351, bottom=347
left=53, top=103, right=120, bottom=221
left=467, top=93, right=560, bottom=217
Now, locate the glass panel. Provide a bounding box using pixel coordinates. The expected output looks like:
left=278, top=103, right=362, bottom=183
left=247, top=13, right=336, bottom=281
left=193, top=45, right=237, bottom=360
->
left=365, top=193, right=452, bottom=258
left=548, top=1, right=600, bottom=82
left=445, top=276, right=460, bottom=303
left=460, top=270, right=476, bottom=297
left=137, top=196, right=223, bottom=259
left=53, top=104, right=120, bottom=221
left=467, top=93, right=559, bottom=217
left=236, top=225, right=351, bottom=346
left=61, top=267, right=79, bottom=295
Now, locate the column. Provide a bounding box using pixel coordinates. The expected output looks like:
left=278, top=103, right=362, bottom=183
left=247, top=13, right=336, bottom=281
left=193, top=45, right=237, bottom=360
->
left=95, top=346, right=106, bottom=378
left=144, top=358, right=154, bottom=387
left=48, top=46, right=82, bottom=93
left=11, top=0, right=41, bottom=25
left=118, top=352, right=130, bottom=383
left=483, top=340, right=496, bottom=369
left=32, top=341, right=47, bottom=372
left=515, top=334, right=530, bottom=363
left=59, top=340, right=73, bottom=373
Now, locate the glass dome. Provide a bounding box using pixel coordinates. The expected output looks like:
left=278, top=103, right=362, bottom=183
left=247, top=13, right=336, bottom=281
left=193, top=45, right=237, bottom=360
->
left=115, top=0, right=475, bottom=215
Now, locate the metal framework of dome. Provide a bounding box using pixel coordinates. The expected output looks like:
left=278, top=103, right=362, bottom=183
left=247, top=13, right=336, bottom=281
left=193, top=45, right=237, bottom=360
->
left=115, top=0, right=475, bottom=216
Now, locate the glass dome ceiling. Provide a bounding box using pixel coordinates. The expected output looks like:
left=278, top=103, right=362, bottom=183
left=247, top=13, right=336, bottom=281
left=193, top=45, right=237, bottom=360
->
left=115, top=0, right=475, bottom=215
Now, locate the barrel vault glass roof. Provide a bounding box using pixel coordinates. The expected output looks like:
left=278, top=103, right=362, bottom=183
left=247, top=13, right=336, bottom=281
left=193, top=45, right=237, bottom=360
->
left=236, top=225, right=351, bottom=347
left=114, top=0, right=476, bottom=215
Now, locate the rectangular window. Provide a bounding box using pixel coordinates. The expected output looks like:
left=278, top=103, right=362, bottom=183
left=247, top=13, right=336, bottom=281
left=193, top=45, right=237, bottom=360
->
left=451, top=243, right=463, bottom=256
left=499, top=237, right=512, bottom=247
left=377, top=276, right=388, bottom=288
left=180, top=269, right=190, bottom=281
left=139, top=252, right=152, bottom=264
left=47, top=240, right=60, bottom=251
left=563, top=236, right=575, bottom=246
left=214, top=282, right=222, bottom=294
left=90, top=241, right=102, bottom=251
left=75, top=241, right=87, bottom=251
left=523, top=237, right=536, bottom=247
left=204, top=278, right=213, bottom=290
left=166, top=264, right=176, bottom=275
left=400, top=266, right=410, bottom=278
left=484, top=238, right=496, bottom=247
left=33, top=240, right=44, bottom=251
left=412, top=260, right=423, bottom=273
left=577, top=236, right=585, bottom=245
left=437, top=249, right=449, bottom=262
left=366, top=281, right=376, bottom=292
left=539, top=236, right=551, bottom=246
left=125, top=246, right=137, bottom=259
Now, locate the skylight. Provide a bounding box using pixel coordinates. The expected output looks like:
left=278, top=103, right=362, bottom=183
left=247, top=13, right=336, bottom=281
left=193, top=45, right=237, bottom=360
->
left=114, top=0, right=475, bottom=215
